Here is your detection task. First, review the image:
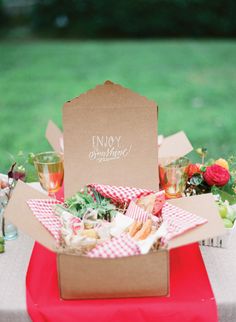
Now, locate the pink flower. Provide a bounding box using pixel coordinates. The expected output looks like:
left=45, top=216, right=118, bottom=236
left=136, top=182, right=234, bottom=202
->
left=203, top=164, right=230, bottom=187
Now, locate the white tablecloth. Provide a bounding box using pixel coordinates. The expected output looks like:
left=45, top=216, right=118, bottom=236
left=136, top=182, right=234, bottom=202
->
left=201, top=235, right=236, bottom=322
left=0, top=232, right=33, bottom=322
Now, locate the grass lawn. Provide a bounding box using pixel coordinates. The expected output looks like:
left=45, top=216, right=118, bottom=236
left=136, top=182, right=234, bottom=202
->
left=0, top=39, right=236, bottom=174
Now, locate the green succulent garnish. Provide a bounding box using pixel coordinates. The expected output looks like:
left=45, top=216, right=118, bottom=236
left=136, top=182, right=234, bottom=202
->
left=65, top=187, right=117, bottom=221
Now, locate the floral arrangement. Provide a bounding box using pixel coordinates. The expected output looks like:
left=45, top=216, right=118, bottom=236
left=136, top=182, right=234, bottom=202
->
left=185, top=148, right=236, bottom=198
left=185, top=148, right=236, bottom=228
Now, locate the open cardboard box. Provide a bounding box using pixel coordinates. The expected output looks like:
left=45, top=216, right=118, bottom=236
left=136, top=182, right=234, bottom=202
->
left=4, top=81, right=225, bottom=299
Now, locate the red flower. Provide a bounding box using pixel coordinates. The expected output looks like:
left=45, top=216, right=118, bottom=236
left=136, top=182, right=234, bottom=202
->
left=203, top=164, right=230, bottom=187
left=187, top=164, right=202, bottom=178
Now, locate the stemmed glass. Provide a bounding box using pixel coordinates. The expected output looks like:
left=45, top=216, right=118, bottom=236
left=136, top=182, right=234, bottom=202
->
left=34, top=151, right=64, bottom=198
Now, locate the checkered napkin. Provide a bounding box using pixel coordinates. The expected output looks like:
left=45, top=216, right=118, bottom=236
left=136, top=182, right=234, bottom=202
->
left=125, top=200, right=207, bottom=243
left=161, top=202, right=208, bottom=242
left=27, top=199, right=63, bottom=244
left=87, top=233, right=141, bottom=258
left=88, top=183, right=153, bottom=205
left=125, top=201, right=161, bottom=226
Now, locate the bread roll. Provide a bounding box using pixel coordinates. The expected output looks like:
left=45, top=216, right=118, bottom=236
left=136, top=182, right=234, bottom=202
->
left=80, top=229, right=98, bottom=239
left=129, top=221, right=143, bottom=237
left=134, top=219, right=152, bottom=240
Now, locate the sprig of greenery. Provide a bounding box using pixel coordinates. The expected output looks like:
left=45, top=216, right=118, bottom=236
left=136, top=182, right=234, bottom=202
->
left=195, top=147, right=208, bottom=164
left=65, top=187, right=117, bottom=221
left=7, top=151, right=38, bottom=182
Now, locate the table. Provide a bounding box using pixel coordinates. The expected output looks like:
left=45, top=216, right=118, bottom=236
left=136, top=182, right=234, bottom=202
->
left=1, top=185, right=236, bottom=322
left=201, top=238, right=236, bottom=322
left=0, top=232, right=32, bottom=322
left=1, top=235, right=236, bottom=321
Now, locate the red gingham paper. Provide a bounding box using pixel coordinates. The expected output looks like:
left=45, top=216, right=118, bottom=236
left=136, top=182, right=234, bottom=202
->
left=125, top=200, right=207, bottom=243
left=126, top=200, right=161, bottom=226
left=88, top=183, right=154, bottom=205
left=162, top=202, right=208, bottom=242
left=87, top=233, right=141, bottom=258
left=27, top=199, right=63, bottom=244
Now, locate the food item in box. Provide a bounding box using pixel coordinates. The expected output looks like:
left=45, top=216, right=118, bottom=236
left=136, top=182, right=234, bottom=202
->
left=80, top=229, right=98, bottom=239
left=136, top=191, right=165, bottom=217
left=134, top=219, right=152, bottom=240
left=27, top=183, right=208, bottom=257
left=129, top=221, right=143, bottom=237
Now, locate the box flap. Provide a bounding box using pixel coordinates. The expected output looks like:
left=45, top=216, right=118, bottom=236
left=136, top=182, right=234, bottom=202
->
left=167, top=193, right=226, bottom=249
left=64, top=80, right=157, bottom=109
left=45, top=120, right=63, bottom=153
left=63, top=81, right=159, bottom=198
left=159, top=131, right=193, bottom=162
left=4, top=180, right=57, bottom=252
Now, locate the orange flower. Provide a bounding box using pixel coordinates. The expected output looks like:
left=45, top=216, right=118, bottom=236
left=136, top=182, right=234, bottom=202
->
left=215, top=158, right=229, bottom=170
left=187, top=164, right=202, bottom=178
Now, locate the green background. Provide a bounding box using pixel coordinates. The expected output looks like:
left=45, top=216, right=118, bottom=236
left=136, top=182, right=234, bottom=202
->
left=0, top=40, right=236, bottom=174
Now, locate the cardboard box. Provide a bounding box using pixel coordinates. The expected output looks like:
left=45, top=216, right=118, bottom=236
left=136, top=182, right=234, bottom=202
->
left=5, top=181, right=225, bottom=299
left=4, top=81, right=225, bottom=299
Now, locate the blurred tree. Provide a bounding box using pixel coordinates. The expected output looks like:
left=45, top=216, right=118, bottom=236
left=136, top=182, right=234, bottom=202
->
left=30, top=0, right=236, bottom=38
left=0, top=0, right=8, bottom=30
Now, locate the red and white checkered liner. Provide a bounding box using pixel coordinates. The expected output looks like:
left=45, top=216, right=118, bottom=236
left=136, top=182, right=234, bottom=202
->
left=126, top=200, right=207, bottom=243
left=162, top=202, right=207, bottom=242
left=87, top=233, right=141, bottom=258
left=27, top=186, right=208, bottom=256
left=126, top=201, right=161, bottom=226
left=27, top=199, right=63, bottom=244
left=88, top=183, right=154, bottom=205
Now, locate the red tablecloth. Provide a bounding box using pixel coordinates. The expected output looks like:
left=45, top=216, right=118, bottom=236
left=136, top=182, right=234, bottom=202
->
left=26, top=242, right=217, bottom=322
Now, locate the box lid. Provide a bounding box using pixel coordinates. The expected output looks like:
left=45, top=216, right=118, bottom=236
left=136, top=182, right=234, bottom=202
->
left=45, top=120, right=63, bottom=153
left=167, top=193, right=226, bottom=249
left=62, top=81, right=159, bottom=197
left=63, top=80, right=157, bottom=109
left=4, top=180, right=57, bottom=252
left=159, top=131, right=193, bottom=162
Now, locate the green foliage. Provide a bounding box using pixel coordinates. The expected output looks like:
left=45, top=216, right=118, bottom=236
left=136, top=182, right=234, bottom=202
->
left=65, top=188, right=117, bottom=221
left=0, top=0, right=8, bottom=29
left=30, top=0, right=236, bottom=38
left=212, top=187, right=236, bottom=205
left=189, top=173, right=203, bottom=186
left=0, top=40, right=236, bottom=175
left=7, top=151, right=38, bottom=183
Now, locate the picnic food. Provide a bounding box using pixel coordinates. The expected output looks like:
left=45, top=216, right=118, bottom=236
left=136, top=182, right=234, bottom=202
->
left=80, top=229, right=99, bottom=239
left=136, top=192, right=165, bottom=216
left=129, top=221, right=143, bottom=237
left=133, top=219, right=152, bottom=240
left=27, top=183, right=209, bottom=257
